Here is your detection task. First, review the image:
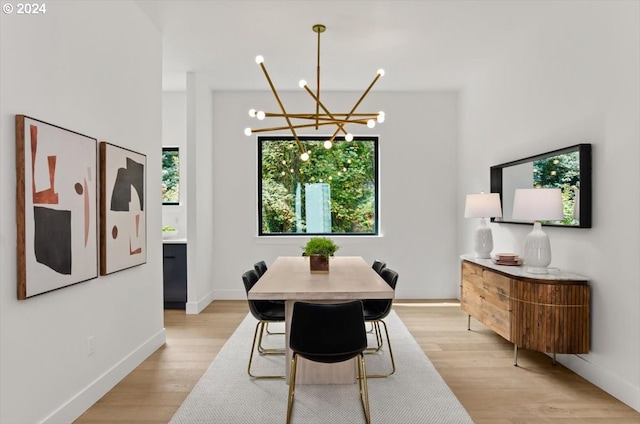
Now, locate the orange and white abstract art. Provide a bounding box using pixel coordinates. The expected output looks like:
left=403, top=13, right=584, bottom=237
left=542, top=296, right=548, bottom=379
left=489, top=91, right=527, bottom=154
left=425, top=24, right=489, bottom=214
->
left=99, top=142, right=146, bottom=275
left=16, top=115, right=98, bottom=299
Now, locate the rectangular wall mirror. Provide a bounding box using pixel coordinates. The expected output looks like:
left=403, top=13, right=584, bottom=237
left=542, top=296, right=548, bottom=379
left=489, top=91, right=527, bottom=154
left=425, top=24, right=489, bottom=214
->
left=490, top=144, right=592, bottom=228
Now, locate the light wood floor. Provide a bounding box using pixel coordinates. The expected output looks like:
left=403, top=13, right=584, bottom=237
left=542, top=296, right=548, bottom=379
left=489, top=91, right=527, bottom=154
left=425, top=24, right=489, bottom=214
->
left=75, top=300, right=640, bottom=424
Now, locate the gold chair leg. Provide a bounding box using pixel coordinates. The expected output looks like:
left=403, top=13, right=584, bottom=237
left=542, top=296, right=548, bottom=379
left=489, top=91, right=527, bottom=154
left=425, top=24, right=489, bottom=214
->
left=374, top=321, right=383, bottom=350
left=248, top=321, right=285, bottom=379
left=358, top=354, right=371, bottom=424
left=265, top=322, right=285, bottom=335
left=286, top=355, right=298, bottom=424
left=258, top=320, right=285, bottom=355
left=365, top=321, right=383, bottom=352
left=287, top=354, right=369, bottom=423
left=366, top=319, right=396, bottom=378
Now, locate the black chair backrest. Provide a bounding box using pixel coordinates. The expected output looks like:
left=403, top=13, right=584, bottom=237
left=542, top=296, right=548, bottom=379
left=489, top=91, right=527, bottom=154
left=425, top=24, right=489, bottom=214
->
left=242, top=269, right=270, bottom=320
left=380, top=268, right=399, bottom=290
left=372, top=260, right=386, bottom=275
left=364, top=268, right=399, bottom=320
left=242, top=269, right=260, bottom=293
left=290, top=301, right=367, bottom=364
left=254, top=261, right=268, bottom=278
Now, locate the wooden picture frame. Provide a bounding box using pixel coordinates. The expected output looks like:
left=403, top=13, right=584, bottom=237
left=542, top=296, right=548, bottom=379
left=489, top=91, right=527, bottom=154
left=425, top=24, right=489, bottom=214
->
left=99, top=142, right=147, bottom=275
left=16, top=115, right=98, bottom=299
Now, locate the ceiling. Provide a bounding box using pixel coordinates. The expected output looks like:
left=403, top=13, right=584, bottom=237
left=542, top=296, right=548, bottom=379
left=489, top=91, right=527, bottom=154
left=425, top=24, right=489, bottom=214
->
left=135, top=1, right=560, bottom=92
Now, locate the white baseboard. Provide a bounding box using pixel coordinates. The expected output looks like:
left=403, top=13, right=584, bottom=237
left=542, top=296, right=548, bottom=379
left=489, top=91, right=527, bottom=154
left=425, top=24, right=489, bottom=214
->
left=186, top=289, right=215, bottom=314
left=212, top=289, right=246, bottom=300
left=557, top=353, right=640, bottom=412
left=42, top=328, right=167, bottom=424
left=185, top=289, right=246, bottom=315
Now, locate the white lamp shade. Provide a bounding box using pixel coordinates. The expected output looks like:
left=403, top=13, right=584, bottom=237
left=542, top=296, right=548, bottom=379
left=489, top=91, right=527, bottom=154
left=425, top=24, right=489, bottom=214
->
left=512, top=188, right=563, bottom=221
left=464, top=193, right=502, bottom=218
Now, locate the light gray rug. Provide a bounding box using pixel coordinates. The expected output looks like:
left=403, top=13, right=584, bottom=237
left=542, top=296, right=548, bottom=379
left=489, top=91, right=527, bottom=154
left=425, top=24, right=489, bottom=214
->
left=169, top=311, right=474, bottom=424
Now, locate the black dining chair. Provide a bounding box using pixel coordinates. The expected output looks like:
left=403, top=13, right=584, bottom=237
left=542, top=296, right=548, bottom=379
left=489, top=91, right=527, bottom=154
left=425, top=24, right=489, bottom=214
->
left=371, top=260, right=386, bottom=275
left=365, top=260, right=386, bottom=334
left=242, top=269, right=285, bottom=379
left=254, top=260, right=285, bottom=335
left=254, top=260, right=268, bottom=278
left=362, top=267, right=399, bottom=378
left=287, top=300, right=371, bottom=424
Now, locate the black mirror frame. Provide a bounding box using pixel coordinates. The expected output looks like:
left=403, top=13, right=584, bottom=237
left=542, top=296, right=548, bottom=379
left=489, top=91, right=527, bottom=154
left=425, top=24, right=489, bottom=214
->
left=490, top=143, right=592, bottom=228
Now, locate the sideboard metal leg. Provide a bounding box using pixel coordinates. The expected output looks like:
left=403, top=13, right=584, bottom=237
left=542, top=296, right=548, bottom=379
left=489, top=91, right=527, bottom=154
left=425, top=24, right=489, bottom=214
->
left=552, top=352, right=557, bottom=365
left=513, top=344, right=519, bottom=366
left=467, top=314, right=471, bottom=331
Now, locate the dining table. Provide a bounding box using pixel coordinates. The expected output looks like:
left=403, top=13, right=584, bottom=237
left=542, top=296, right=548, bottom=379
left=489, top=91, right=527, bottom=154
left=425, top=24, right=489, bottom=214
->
left=248, top=255, right=394, bottom=384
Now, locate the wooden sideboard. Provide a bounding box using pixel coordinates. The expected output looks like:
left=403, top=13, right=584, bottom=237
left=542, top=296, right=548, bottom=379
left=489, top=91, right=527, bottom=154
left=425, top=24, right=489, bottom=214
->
left=460, top=255, right=590, bottom=365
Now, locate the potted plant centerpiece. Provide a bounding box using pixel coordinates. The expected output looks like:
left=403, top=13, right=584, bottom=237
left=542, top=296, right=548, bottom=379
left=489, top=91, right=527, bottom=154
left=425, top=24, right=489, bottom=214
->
left=303, top=237, right=339, bottom=273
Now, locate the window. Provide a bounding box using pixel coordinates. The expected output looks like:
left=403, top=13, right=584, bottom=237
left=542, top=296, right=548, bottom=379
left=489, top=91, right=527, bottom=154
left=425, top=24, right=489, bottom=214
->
left=258, top=136, right=378, bottom=235
left=162, top=147, right=180, bottom=205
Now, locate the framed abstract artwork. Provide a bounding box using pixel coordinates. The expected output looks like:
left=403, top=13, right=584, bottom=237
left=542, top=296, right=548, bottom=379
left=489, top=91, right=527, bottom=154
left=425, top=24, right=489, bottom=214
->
left=99, top=142, right=147, bottom=275
left=16, top=115, right=98, bottom=299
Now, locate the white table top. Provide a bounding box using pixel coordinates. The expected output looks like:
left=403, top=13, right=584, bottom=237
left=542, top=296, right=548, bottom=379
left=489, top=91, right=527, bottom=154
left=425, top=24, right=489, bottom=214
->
left=248, top=256, right=395, bottom=300
left=461, top=254, right=589, bottom=281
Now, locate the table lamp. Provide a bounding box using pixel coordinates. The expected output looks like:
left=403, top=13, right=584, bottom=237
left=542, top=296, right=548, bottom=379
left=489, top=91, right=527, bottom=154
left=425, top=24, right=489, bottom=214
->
left=512, top=188, right=563, bottom=274
left=464, top=193, right=503, bottom=259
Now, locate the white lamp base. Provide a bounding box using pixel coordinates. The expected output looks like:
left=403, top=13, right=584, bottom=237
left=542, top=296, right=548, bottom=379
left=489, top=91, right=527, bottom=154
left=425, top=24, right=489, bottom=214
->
left=522, top=222, right=551, bottom=274
left=473, top=218, right=493, bottom=259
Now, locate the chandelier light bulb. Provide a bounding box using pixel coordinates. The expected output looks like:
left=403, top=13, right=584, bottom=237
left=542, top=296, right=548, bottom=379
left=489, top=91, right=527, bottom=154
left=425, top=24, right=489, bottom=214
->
left=367, top=119, right=376, bottom=128
left=300, top=152, right=310, bottom=161
left=345, top=133, right=354, bottom=142
left=324, top=140, right=332, bottom=149
left=299, top=80, right=307, bottom=88
left=248, top=109, right=256, bottom=117
left=244, top=128, right=252, bottom=136
left=257, top=111, right=266, bottom=120
left=377, top=111, right=385, bottom=123
left=377, top=69, right=385, bottom=77
left=255, top=55, right=264, bottom=64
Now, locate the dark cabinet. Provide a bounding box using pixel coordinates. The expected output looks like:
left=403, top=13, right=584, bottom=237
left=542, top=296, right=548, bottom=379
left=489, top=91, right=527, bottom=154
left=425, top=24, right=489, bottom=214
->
left=163, top=243, right=187, bottom=309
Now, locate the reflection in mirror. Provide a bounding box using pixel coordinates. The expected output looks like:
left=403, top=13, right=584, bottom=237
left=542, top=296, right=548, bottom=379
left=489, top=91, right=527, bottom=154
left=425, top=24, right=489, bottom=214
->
left=490, top=144, right=591, bottom=228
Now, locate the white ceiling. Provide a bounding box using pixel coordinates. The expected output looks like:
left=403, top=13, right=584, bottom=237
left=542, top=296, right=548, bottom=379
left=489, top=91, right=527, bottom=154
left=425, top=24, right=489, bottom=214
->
left=135, top=0, right=563, bottom=92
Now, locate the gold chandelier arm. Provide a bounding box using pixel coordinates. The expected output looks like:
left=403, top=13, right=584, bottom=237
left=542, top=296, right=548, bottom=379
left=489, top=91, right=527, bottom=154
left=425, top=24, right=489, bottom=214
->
left=300, top=84, right=348, bottom=137
left=329, top=71, right=383, bottom=140
left=263, top=112, right=378, bottom=118
left=314, top=24, right=325, bottom=130
left=250, top=119, right=369, bottom=134
left=258, top=61, right=305, bottom=154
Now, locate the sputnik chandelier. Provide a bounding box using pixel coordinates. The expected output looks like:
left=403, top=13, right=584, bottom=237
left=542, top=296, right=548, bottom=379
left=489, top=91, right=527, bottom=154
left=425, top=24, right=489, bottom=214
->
left=244, top=24, right=385, bottom=161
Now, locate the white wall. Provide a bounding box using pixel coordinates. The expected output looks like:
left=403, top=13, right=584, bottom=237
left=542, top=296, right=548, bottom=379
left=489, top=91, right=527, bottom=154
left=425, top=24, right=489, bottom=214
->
left=162, top=91, right=188, bottom=236
left=0, top=2, right=164, bottom=423
left=182, top=85, right=459, bottom=310
left=458, top=2, right=640, bottom=411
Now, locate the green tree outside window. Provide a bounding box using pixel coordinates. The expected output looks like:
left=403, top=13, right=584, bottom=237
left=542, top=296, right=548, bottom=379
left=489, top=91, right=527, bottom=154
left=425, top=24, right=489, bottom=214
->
left=259, top=137, right=378, bottom=235
left=162, top=147, right=180, bottom=204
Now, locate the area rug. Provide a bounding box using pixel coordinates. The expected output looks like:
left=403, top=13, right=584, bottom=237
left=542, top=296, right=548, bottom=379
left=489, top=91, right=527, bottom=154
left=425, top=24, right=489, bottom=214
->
left=169, top=311, right=474, bottom=424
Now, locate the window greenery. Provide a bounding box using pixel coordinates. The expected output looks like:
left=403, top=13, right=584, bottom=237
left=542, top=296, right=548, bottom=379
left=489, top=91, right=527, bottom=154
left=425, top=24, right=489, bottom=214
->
left=258, top=136, right=378, bottom=235
left=162, top=147, right=180, bottom=205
